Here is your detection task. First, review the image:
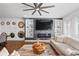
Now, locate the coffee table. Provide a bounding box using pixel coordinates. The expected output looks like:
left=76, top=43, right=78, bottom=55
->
left=17, top=43, right=57, bottom=56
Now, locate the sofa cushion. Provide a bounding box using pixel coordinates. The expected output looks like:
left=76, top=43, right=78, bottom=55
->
left=50, top=40, right=79, bottom=56
left=64, top=37, right=79, bottom=50
left=55, top=35, right=65, bottom=43
left=10, top=50, right=20, bottom=56
left=0, top=47, right=9, bottom=56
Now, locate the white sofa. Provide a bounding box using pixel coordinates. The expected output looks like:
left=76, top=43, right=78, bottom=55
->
left=50, top=35, right=79, bottom=56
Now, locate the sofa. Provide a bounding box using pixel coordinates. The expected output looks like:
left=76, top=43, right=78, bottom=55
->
left=50, top=35, right=79, bottom=56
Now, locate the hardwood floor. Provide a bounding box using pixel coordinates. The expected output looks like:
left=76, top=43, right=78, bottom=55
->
left=0, top=41, right=59, bottom=56
left=0, top=41, right=25, bottom=54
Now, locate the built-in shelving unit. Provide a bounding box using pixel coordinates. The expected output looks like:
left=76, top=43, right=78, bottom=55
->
left=25, top=19, right=34, bottom=38
left=54, top=19, right=63, bottom=36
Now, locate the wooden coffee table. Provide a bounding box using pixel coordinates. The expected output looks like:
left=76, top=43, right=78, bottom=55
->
left=17, top=43, right=57, bottom=56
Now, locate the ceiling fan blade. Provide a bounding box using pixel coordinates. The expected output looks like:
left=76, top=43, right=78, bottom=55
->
left=38, top=10, right=42, bottom=16
left=22, top=3, right=35, bottom=8
left=38, top=3, right=43, bottom=8
left=40, top=5, right=55, bottom=9
left=32, top=10, right=36, bottom=15
left=33, top=3, right=37, bottom=7
left=23, top=9, right=34, bottom=11
left=40, top=9, right=49, bottom=13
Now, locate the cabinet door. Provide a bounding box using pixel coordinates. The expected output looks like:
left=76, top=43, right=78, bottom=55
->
left=55, top=19, right=63, bottom=36
left=25, top=19, right=34, bottom=38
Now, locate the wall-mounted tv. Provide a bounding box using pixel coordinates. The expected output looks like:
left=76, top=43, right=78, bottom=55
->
left=35, top=19, right=53, bottom=30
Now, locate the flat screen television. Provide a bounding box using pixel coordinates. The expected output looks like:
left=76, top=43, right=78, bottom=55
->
left=35, top=19, right=53, bottom=30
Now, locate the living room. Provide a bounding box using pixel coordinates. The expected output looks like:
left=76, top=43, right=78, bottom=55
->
left=0, top=3, right=79, bottom=56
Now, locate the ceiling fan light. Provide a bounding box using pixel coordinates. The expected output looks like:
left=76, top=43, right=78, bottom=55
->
left=36, top=8, right=39, bottom=11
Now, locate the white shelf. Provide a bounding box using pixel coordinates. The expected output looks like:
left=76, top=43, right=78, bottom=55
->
left=25, top=19, right=34, bottom=38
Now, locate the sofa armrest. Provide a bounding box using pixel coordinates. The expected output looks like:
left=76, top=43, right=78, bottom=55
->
left=70, top=51, right=79, bottom=56
left=50, top=40, right=79, bottom=56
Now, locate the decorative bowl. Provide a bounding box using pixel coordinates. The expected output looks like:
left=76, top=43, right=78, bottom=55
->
left=32, top=42, right=46, bottom=54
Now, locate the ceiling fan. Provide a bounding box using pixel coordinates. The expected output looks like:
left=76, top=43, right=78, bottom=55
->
left=22, top=3, right=55, bottom=16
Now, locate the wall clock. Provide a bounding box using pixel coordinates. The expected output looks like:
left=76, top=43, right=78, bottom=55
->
left=18, top=21, right=24, bottom=28
left=12, top=22, right=16, bottom=25
left=10, top=33, right=15, bottom=38
left=1, top=21, right=5, bottom=25
left=18, top=31, right=25, bottom=38
left=1, top=32, right=7, bottom=36
left=6, top=21, right=10, bottom=25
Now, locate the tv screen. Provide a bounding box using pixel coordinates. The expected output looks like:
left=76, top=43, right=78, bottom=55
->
left=36, top=19, right=53, bottom=30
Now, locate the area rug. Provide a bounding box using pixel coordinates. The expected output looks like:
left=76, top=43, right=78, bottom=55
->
left=17, top=44, right=56, bottom=56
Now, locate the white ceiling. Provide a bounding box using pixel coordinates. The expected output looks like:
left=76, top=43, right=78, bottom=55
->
left=0, top=3, right=79, bottom=18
